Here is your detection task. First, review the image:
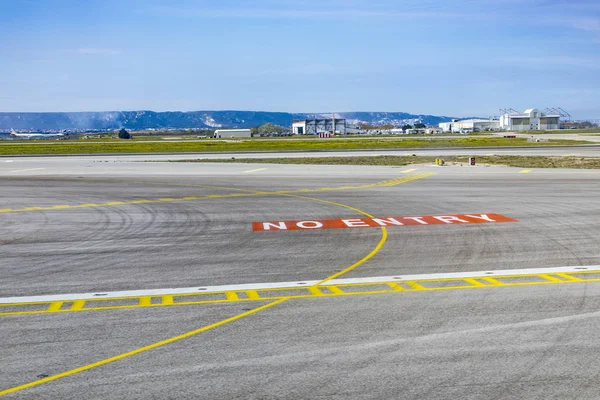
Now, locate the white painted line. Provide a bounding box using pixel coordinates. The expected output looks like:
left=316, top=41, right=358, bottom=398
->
left=327, top=265, right=600, bottom=285
left=1, top=265, right=599, bottom=304
left=243, top=168, right=268, bottom=173
left=5, top=160, right=14, bottom=163
left=9, top=168, right=45, bottom=173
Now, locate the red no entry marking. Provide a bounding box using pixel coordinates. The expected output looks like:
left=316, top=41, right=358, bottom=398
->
left=252, top=213, right=517, bottom=231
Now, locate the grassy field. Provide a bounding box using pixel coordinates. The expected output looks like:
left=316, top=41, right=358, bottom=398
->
left=177, top=155, right=600, bottom=169
left=0, top=137, right=591, bottom=156
left=520, top=129, right=600, bottom=135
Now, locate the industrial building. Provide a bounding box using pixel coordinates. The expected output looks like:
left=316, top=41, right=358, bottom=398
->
left=498, top=108, right=561, bottom=131
left=292, top=119, right=347, bottom=135
left=439, top=108, right=567, bottom=133
left=439, top=119, right=500, bottom=133
left=213, top=129, right=252, bottom=138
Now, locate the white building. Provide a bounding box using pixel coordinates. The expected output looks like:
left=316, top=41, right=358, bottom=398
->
left=499, top=109, right=560, bottom=131
left=292, top=119, right=347, bottom=135
left=213, top=129, right=252, bottom=138
left=439, top=119, right=500, bottom=133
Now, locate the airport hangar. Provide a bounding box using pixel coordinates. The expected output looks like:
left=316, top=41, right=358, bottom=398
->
left=292, top=119, right=362, bottom=135
left=439, top=108, right=564, bottom=133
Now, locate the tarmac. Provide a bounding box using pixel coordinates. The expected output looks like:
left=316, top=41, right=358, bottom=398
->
left=1, top=153, right=600, bottom=399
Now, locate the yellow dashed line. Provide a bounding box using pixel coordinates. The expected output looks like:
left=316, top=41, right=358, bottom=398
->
left=3, top=271, right=598, bottom=318
left=519, top=169, right=532, bottom=174
left=0, top=171, right=437, bottom=396
left=243, top=168, right=268, bottom=173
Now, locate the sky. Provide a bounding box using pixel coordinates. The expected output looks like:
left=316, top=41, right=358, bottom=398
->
left=0, top=0, right=599, bottom=119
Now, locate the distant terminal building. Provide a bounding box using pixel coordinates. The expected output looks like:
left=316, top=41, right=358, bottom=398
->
left=292, top=119, right=347, bottom=135
left=439, top=108, right=567, bottom=133
left=213, top=128, right=252, bottom=138
left=439, top=119, right=500, bottom=133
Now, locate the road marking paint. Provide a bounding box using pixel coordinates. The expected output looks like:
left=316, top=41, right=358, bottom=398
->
left=0, top=170, right=436, bottom=395
left=243, top=168, right=268, bottom=173
left=253, top=213, right=517, bottom=231
left=3, top=265, right=598, bottom=312
left=8, top=168, right=45, bottom=173
left=70, top=300, right=85, bottom=311
left=0, top=299, right=286, bottom=397
left=485, top=153, right=494, bottom=156
left=519, top=169, right=532, bottom=174
left=4, top=160, right=13, bottom=163
left=0, top=173, right=434, bottom=214
left=47, top=302, right=63, bottom=312
left=278, top=193, right=387, bottom=285
left=400, top=168, right=417, bottom=173
left=139, top=296, right=152, bottom=307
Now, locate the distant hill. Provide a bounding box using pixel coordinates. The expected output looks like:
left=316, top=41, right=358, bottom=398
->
left=0, top=110, right=456, bottom=131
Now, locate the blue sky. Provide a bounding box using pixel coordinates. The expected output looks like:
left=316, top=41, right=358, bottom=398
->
left=1, top=0, right=599, bottom=119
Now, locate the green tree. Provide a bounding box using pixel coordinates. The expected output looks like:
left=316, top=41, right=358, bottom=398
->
left=414, top=123, right=426, bottom=129
left=118, top=128, right=131, bottom=139
left=258, top=123, right=287, bottom=134
left=401, top=124, right=412, bottom=131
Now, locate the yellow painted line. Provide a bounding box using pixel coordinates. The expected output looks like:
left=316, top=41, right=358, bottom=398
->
left=307, top=287, right=323, bottom=296
left=279, top=193, right=387, bottom=286
left=519, top=169, right=532, bottom=174
left=325, top=286, right=345, bottom=295
left=400, top=168, right=417, bottom=173
left=463, top=278, right=485, bottom=287
left=47, top=302, right=63, bottom=312
left=243, top=168, right=268, bottom=173
left=386, top=282, right=404, bottom=291
left=485, top=153, right=494, bottom=156
left=5, top=271, right=600, bottom=318
left=481, top=277, right=504, bottom=286
left=539, top=274, right=562, bottom=283
left=246, top=290, right=261, bottom=300
left=0, top=172, right=436, bottom=396
left=139, top=296, right=152, bottom=307
left=555, top=273, right=582, bottom=282
left=0, top=174, right=432, bottom=214
left=225, top=291, right=239, bottom=301
left=405, top=281, right=425, bottom=290
left=70, top=300, right=85, bottom=311
left=0, top=299, right=286, bottom=397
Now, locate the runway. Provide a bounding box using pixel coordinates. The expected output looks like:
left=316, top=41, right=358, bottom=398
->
left=2, top=143, right=600, bottom=167
left=2, top=156, right=600, bottom=399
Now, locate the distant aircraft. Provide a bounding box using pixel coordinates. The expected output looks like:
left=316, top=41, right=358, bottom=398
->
left=10, top=129, right=65, bottom=139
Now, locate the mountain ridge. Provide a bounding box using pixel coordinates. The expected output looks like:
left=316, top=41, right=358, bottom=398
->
left=0, top=110, right=457, bottom=131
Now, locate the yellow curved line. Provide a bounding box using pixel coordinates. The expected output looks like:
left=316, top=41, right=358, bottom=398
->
left=278, top=193, right=387, bottom=285
left=0, top=175, right=431, bottom=396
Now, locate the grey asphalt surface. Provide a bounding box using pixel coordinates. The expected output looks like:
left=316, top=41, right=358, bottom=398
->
left=2, top=143, right=600, bottom=166
left=2, top=157, right=600, bottom=399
